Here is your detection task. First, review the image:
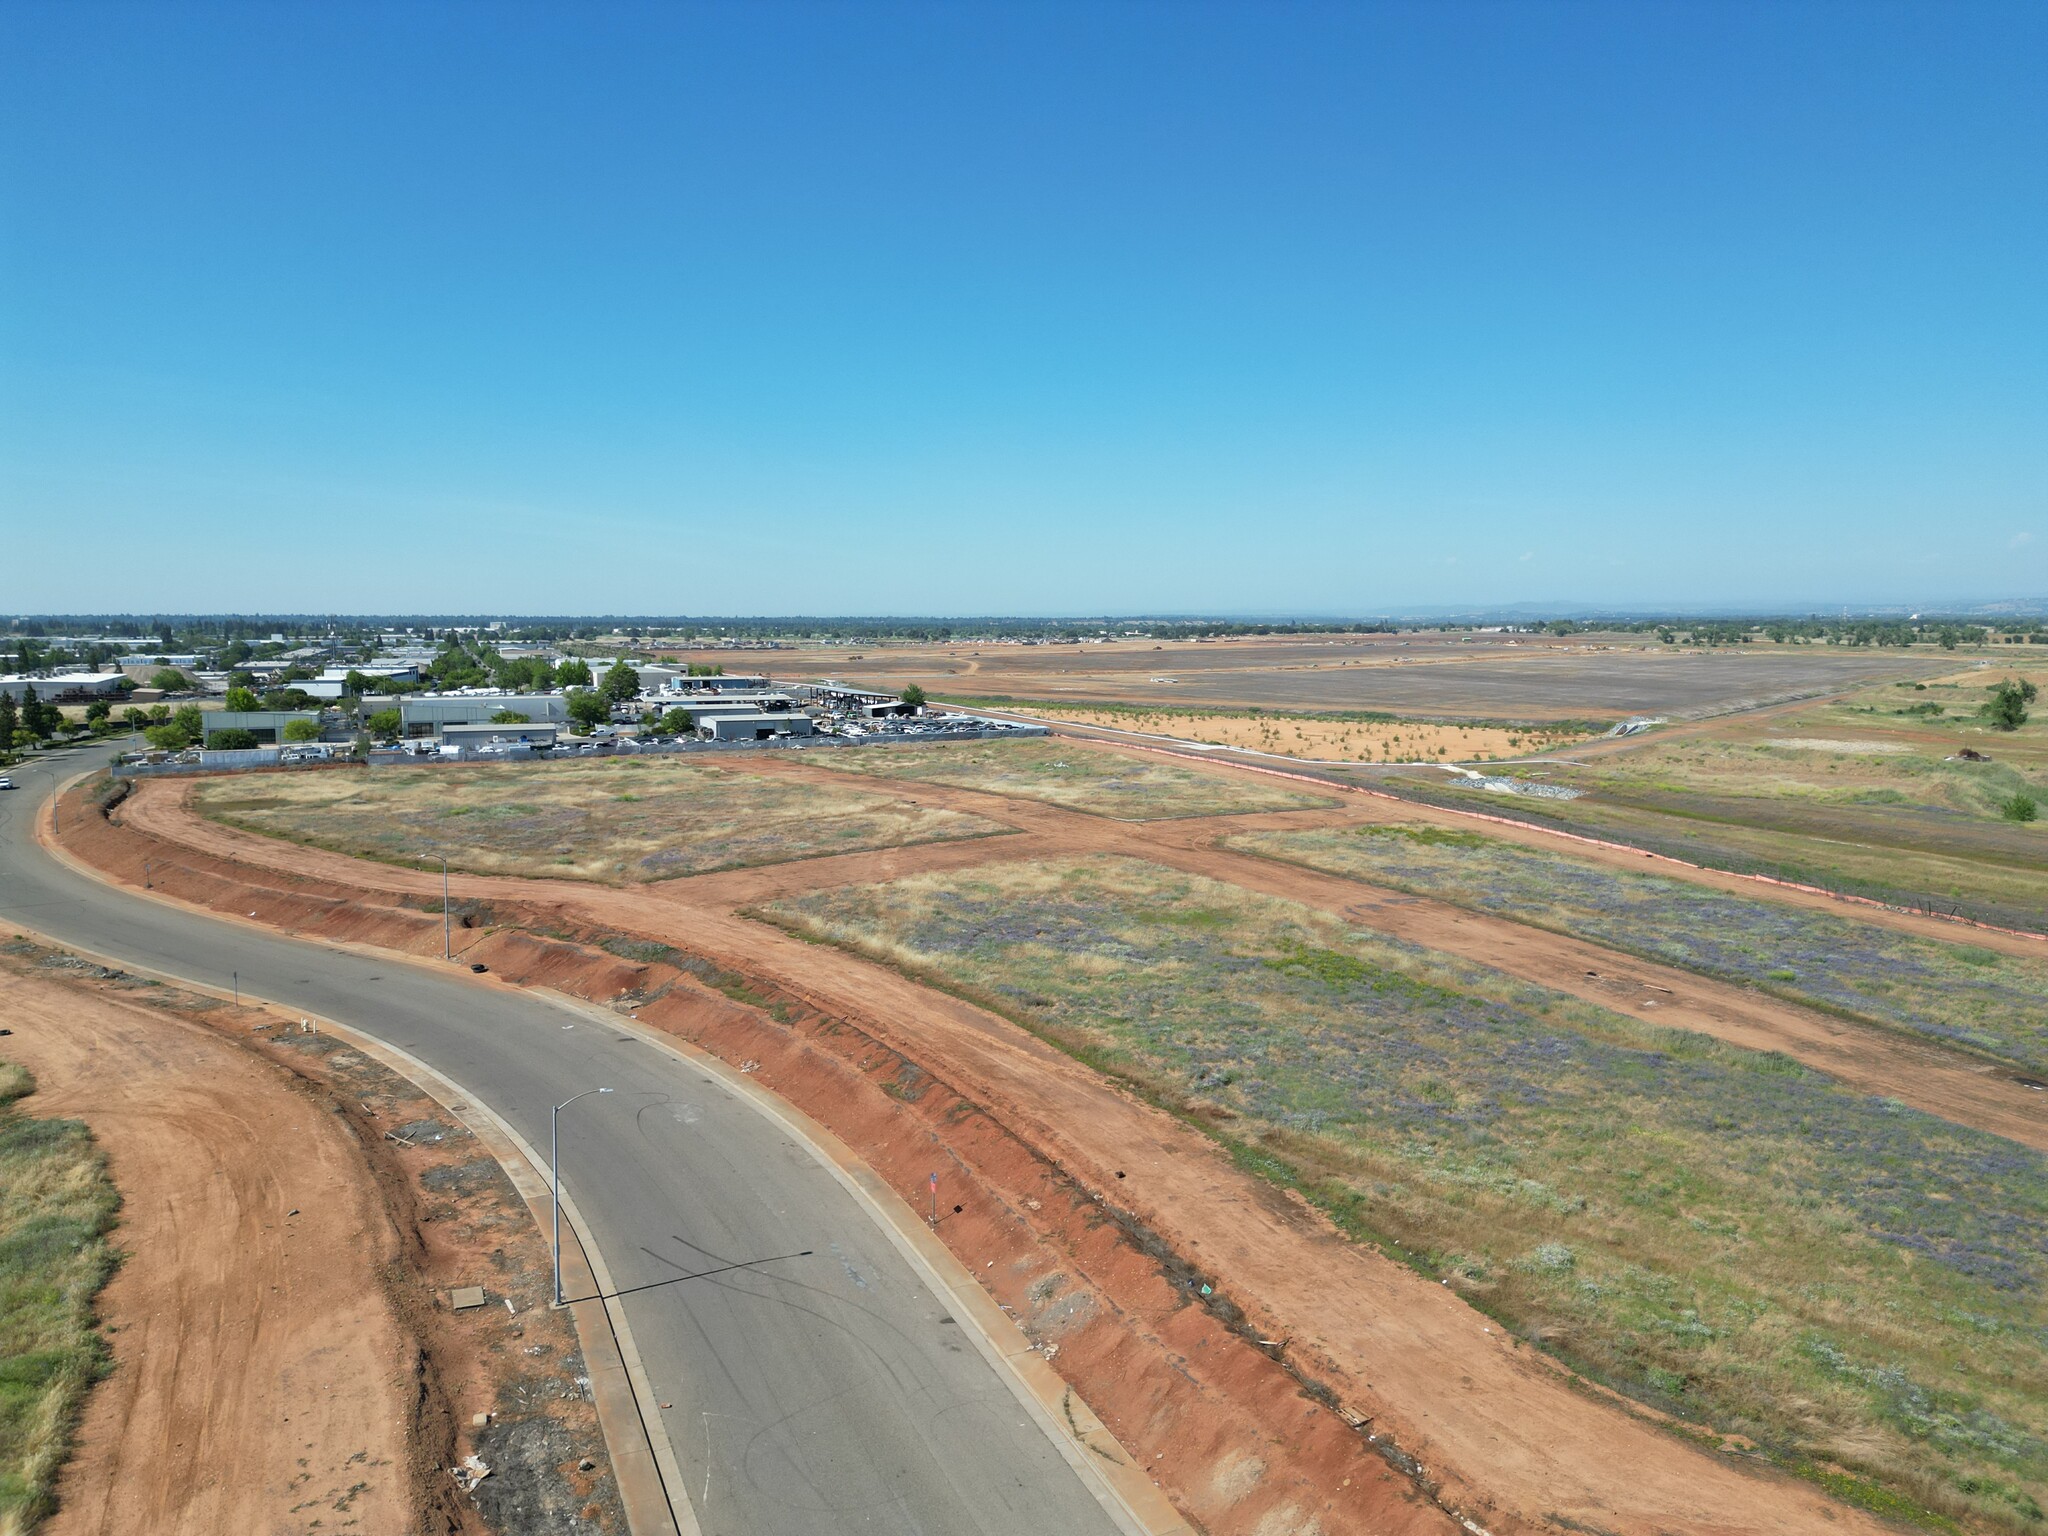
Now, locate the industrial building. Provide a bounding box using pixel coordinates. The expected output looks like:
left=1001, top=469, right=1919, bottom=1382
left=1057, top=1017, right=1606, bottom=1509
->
left=0, top=672, right=129, bottom=702
left=664, top=674, right=773, bottom=695
left=203, top=709, right=323, bottom=744
left=440, top=721, right=560, bottom=750
left=396, top=692, right=568, bottom=738
left=694, top=709, right=816, bottom=741
left=298, top=663, right=420, bottom=700
left=658, top=690, right=799, bottom=714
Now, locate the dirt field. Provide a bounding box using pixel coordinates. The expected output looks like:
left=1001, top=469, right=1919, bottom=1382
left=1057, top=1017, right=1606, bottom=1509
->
left=961, top=702, right=1592, bottom=763
left=817, top=735, right=1338, bottom=818
left=192, top=756, right=1006, bottom=881
left=0, top=954, right=418, bottom=1536
left=78, top=754, right=2048, bottom=1533
left=651, top=631, right=1954, bottom=722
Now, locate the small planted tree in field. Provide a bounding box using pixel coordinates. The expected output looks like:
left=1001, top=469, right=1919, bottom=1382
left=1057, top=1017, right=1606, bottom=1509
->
left=1984, top=679, right=2036, bottom=731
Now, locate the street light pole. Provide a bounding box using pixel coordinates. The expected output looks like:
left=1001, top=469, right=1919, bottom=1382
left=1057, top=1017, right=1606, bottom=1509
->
left=425, top=854, right=449, bottom=960
left=551, top=1087, right=614, bottom=1306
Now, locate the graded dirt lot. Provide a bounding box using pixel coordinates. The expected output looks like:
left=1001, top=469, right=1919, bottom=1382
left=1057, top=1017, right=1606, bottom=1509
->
left=0, top=957, right=417, bottom=1536
left=660, top=631, right=1952, bottom=722
left=82, top=743, right=2048, bottom=1535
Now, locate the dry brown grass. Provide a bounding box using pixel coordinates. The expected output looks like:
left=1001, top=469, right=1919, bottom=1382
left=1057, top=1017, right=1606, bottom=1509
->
left=192, top=757, right=1008, bottom=882
left=974, top=704, right=1589, bottom=762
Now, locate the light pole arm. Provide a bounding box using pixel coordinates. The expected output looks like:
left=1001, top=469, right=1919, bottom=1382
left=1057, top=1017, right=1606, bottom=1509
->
left=550, top=1086, right=613, bottom=1306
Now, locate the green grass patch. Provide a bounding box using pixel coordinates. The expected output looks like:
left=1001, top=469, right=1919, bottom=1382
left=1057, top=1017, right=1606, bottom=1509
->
left=0, top=1060, right=118, bottom=1531
left=1229, top=824, right=2048, bottom=1075
left=759, top=854, right=2048, bottom=1531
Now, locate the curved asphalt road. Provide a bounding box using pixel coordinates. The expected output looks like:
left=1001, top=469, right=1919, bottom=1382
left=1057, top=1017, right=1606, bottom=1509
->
left=0, top=749, right=1125, bottom=1536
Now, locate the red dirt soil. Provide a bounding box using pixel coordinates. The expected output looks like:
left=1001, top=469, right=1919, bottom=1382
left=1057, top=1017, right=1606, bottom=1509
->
left=0, top=963, right=418, bottom=1536
left=57, top=766, right=1966, bottom=1535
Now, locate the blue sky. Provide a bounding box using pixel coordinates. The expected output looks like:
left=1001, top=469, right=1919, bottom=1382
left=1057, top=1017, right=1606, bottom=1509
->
left=2, top=1, right=2042, bottom=616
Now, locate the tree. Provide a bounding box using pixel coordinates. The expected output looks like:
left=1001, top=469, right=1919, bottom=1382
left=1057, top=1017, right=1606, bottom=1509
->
left=900, top=684, right=927, bottom=710
left=150, top=668, right=193, bottom=693
left=366, top=707, right=402, bottom=737
left=143, top=723, right=188, bottom=751
left=565, top=688, right=609, bottom=732
left=1985, top=679, right=2033, bottom=731
left=21, top=687, right=55, bottom=740
left=600, top=660, right=641, bottom=704
left=343, top=669, right=373, bottom=697
left=122, top=706, right=149, bottom=730
left=262, top=688, right=315, bottom=710
left=555, top=658, right=593, bottom=688
left=658, top=707, right=695, bottom=735
left=283, top=718, right=322, bottom=742
left=0, top=691, right=16, bottom=754
left=208, top=727, right=260, bottom=750
left=489, top=710, right=531, bottom=725
left=85, top=699, right=112, bottom=730
left=224, top=686, right=260, bottom=712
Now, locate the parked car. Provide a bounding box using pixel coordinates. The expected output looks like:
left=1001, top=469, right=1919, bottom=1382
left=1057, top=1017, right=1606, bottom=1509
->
left=0, top=777, right=14, bottom=791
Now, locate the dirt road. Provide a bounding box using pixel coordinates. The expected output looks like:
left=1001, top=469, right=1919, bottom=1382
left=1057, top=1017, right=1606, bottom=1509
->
left=0, top=963, right=416, bottom=1536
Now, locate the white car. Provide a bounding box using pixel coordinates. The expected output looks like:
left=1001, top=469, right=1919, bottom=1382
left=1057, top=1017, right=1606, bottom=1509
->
left=0, top=777, right=13, bottom=790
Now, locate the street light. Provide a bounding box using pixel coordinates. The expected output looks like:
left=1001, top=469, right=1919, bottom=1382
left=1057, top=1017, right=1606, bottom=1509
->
left=551, top=1087, right=614, bottom=1306
left=425, top=854, right=449, bottom=960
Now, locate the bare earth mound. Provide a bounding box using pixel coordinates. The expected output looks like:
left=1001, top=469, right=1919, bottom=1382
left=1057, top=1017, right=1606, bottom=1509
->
left=0, top=956, right=416, bottom=1536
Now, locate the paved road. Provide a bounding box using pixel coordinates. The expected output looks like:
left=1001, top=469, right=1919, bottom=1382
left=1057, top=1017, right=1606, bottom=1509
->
left=0, top=750, right=1125, bottom=1536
